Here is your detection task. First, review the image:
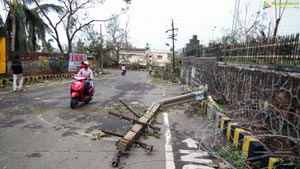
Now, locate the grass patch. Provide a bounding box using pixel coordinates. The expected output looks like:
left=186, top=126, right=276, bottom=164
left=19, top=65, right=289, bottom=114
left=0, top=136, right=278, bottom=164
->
left=213, top=142, right=249, bottom=168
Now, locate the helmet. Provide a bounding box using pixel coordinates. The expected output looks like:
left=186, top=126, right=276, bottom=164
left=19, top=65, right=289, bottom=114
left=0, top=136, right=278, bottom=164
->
left=84, top=61, right=89, bottom=65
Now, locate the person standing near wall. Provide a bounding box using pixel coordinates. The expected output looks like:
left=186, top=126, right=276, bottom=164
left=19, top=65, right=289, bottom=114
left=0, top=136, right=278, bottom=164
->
left=11, top=55, right=24, bottom=92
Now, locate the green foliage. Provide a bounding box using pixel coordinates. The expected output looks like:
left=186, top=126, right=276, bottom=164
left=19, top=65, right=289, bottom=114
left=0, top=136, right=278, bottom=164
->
left=213, top=143, right=249, bottom=168
left=131, top=62, right=140, bottom=70
left=111, top=103, right=124, bottom=111
left=152, top=55, right=181, bottom=83
left=46, top=39, right=55, bottom=52
left=74, top=38, right=87, bottom=53
left=52, top=55, right=66, bottom=73
left=207, top=97, right=230, bottom=115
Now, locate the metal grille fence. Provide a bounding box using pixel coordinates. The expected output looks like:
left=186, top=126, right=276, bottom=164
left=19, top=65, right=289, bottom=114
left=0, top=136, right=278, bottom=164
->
left=201, top=33, right=300, bottom=66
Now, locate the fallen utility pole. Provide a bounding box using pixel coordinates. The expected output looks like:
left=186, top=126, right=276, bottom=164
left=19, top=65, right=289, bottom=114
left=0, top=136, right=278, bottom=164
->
left=108, top=111, right=161, bottom=131
left=103, top=91, right=206, bottom=167
left=100, top=129, right=154, bottom=167
left=159, top=90, right=206, bottom=107
left=116, top=102, right=161, bottom=152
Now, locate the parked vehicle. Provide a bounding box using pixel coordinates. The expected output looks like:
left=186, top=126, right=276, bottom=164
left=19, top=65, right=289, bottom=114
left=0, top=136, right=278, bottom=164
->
left=70, top=74, right=94, bottom=109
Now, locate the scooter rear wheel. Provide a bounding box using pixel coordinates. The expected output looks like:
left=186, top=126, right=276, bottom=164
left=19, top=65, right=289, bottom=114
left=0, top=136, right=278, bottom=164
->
left=84, top=98, right=90, bottom=104
left=70, top=98, right=79, bottom=109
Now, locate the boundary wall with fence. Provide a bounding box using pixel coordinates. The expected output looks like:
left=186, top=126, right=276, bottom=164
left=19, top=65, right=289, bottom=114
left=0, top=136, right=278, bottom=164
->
left=180, top=56, right=300, bottom=168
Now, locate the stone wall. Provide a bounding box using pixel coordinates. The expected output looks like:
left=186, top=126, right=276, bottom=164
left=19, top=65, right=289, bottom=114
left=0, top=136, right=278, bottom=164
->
left=180, top=57, right=300, bottom=135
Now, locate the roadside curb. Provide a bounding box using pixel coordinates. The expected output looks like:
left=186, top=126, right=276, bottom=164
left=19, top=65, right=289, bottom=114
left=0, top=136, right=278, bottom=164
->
left=0, top=73, right=74, bottom=93
left=205, top=101, right=281, bottom=168
left=0, top=73, right=74, bottom=86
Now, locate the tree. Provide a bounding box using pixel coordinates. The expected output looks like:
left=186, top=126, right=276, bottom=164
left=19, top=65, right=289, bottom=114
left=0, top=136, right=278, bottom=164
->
left=74, top=38, right=87, bottom=53
left=45, top=39, right=55, bottom=52
left=106, top=15, right=126, bottom=65
left=272, top=0, right=288, bottom=38
left=2, top=0, right=23, bottom=51
left=33, top=0, right=131, bottom=54
left=271, top=0, right=288, bottom=63
left=232, top=2, right=267, bottom=43
left=73, top=24, right=114, bottom=68
left=123, top=17, right=130, bottom=48
left=1, top=0, right=63, bottom=52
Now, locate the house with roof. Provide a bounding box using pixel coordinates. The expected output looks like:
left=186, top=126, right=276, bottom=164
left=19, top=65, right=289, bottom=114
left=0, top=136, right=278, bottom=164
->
left=119, top=48, right=171, bottom=66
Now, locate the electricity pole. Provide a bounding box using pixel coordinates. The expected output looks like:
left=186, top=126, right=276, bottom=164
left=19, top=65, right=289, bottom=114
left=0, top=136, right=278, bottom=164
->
left=166, top=19, right=177, bottom=73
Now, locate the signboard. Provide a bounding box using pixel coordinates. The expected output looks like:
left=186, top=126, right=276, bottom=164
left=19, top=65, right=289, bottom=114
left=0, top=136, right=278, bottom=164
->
left=0, top=37, right=6, bottom=74
left=68, top=53, right=87, bottom=72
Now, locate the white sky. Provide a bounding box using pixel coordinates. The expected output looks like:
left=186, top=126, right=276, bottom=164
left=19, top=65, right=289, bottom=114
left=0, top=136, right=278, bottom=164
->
left=91, top=0, right=300, bottom=51
left=98, top=0, right=300, bottom=50
left=1, top=0, right=300, bottom=51
left=91, top=0, right=235, bottom=50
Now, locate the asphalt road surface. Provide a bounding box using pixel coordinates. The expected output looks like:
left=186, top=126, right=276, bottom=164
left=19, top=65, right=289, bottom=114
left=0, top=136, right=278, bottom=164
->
left=0, top=69, right=219, bottom=169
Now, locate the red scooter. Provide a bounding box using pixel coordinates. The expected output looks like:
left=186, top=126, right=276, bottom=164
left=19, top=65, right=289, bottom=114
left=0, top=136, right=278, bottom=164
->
left=70, top=74, right=94, bottom=109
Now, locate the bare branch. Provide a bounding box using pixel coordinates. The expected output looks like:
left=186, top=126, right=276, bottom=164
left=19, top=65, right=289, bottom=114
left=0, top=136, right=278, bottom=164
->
left=32, top=0, right=65, bottom=53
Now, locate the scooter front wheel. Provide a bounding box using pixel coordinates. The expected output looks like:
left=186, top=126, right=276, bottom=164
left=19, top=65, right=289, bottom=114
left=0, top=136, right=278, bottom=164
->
left=70, top=97, right=79, bottom=109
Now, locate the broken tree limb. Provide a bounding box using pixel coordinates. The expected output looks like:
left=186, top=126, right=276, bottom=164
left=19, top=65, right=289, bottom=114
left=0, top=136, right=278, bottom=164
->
left=108, top=111, right=161, bottom=131
left=119, top=99, right=141, bottom=118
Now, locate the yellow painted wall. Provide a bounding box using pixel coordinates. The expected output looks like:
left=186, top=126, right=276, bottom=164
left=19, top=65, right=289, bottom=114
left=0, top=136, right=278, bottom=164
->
left=0, top=37, right=6, bottom=74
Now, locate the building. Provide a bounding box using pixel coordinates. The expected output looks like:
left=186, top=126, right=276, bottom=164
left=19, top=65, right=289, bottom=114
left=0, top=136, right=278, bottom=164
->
left=183, top=35, right=203, bottom=57
left=119, top=48, right=171, bottom=66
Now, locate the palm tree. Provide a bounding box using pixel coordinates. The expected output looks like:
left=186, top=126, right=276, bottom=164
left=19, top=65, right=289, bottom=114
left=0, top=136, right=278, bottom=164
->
left=1, top=0, right=63, bottom=52
left=26, top=3, right=64, bottom=52
left=4, top=0, right=23, bottom=51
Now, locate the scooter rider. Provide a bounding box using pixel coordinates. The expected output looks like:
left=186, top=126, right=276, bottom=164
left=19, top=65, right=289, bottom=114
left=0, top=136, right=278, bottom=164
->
left=121, top=64, right=126, bottom=76
left=77, top=61, right=94, bottom=97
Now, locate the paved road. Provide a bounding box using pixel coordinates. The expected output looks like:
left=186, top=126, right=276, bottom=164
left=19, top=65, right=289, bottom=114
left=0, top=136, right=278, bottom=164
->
left=0, top=69, right=218, bottom=169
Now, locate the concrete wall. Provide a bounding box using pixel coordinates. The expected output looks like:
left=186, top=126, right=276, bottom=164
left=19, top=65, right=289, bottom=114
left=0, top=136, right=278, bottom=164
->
left=180, top=56, right=300, bottom=131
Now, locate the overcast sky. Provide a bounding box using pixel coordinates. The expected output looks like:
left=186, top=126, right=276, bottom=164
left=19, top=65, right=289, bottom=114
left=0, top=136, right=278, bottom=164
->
left=91, top=0, right=300, bottom=51
left=1, top=0, right=300, bottom=51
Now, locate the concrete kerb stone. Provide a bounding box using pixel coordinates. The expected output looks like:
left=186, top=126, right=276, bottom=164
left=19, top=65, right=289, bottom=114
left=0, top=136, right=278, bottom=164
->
left=0, top=73, right=73, bottom=87
left=205, top=102, right=281, bottom=168
left=0, top=79, right=5, bottom=86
